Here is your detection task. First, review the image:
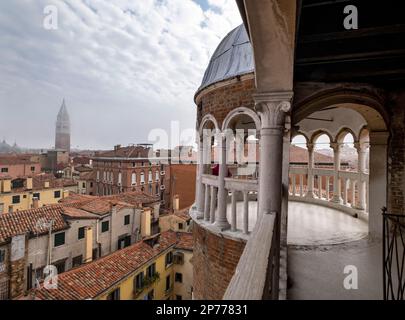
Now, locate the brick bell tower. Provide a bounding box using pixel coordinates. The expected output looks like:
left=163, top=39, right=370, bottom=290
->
left=55, top=98, right=71, bottom=152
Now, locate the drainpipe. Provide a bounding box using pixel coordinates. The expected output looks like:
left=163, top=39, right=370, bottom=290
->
left=47, top=220, right=54, bottom=266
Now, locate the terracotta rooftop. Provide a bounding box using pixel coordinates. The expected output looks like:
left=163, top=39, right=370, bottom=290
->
left=33, top=231, right=191, bottom=300
left=103, top=192, right=160, bottom=206
left=175, top=232, right=193, bottom=251
left=94, top=145, right=151, bottom=159
left=290, top=145, right=334, bottom=164
left=61, top=206, right=99, bottom=220
left=173, top=207, right=191, bottom=222
left=0, top=205, right=68, bottom=244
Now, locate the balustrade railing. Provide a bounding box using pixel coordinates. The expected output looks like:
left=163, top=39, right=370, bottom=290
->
left=288, top=167, right=369, bottom=215
left=200, top=174, right=258, bottom=235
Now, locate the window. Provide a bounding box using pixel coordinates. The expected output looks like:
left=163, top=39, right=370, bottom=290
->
left=147, top=263, right=156, bottom=278
left=54, top=232, right=65, bottom=247
left=174, top=252, right=184, bottom=265
left=107, top=288, right=120, bottom=300
left=0, top=249, right=5, bottom=263
left=118, top=172, right=122, bottom=185
left=12, top=196, right=20, bottom=204
left=92, top=248, right=99, bottom=260
left=54, top=190, right=61, bottom=198
left=140, top=172, right=145, bottom=184
left=118, top=235, right=131, bottom=250
left=178, top=223, right=183, bottom=230
left=1, top=168, right=8, bottom=173
left=90, top=182, right=93, bottom=188
left=175, top=273, right=183, bottom=283
left=131, top=173, right=137, bottom=185
left=101, top=221, right=109, bottom=233
left=155, top=171, right=159, bottom=181
left=82, top=182, right=86, bottom=188
left=53, top=260, right=66, bottom=274
left=124, top=215, right=130, bottom=225
left=135, top=272, right=144, bottom=292
left=165, top=275, right=171, bottom=292
left=33, top=193, right=40, bottom=200
left=176, top=295, right=182, bottom=300
left=148, top=184, right=152, bottom=195
left=78, top=227, right=85, bottom=240
left=72, top=255, right=82, bottom=268
left=155, top=184, right=159, bottom=195
left=148, top=170, right=152, bottom=183
left=96, top=171, right=100, bottom=180
left=30, top=166, right=36, bottom=172
left=144, top=289, right=154, bottom=300
left=165, top=252, right=173, bottom=267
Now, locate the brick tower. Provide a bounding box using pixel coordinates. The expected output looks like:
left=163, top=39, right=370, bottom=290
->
left=55, top=99, right=70, bottom=152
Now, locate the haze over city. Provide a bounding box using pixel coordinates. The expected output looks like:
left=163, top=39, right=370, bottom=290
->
left=0, top=0, right=241, bottom=150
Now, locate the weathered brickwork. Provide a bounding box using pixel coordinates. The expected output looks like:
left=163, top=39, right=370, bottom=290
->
left=193, top=223, right=246, bottom=300
left=387, top=91, right=405, bottom=214
left=197, top=77, right=256, bottom=129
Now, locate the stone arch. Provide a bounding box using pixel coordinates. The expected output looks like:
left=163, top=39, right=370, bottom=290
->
left=309, top=129, right=334, bottom=146
left=293, top=88, right=389, bottom=131
left=291, top=130, right=309, bottom=145
left=221, top=106, right=261, bottom=133
left=335, top=127, right=358, bottom=144
left=198, top=114, right=220, bottom=138
left=292, top=87, right=389, bottom=238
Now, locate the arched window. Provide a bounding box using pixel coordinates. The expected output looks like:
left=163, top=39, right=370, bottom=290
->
left=148, top=170, right=153, bottom=183
left=140, top=172, right=145, bottom=184
left=131, top=173, right=137, bottom=186
left=155, top=171, right=159, bottom=182
left=118, top=172, right=122, bottom=185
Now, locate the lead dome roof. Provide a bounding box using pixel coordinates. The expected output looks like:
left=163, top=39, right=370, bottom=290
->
left=198, top=24, right=254, bottom=93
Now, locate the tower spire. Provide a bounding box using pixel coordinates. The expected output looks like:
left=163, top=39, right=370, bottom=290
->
left=55, top=98, right=71, bottom=152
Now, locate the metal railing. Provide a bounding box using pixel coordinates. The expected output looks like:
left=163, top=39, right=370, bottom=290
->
left=383, top=208, right=405, bottom=300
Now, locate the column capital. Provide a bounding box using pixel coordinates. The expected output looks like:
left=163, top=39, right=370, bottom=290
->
left=354, top=141, right=369, bottom=152
left=306, top=143, right=314, bottom=153
left=330, top=142, right=341, bottom=152
left=253, top=91, right=293, bottom=128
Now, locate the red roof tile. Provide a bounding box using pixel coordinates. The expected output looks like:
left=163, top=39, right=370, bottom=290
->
left=34, top=231, right=182, bottom=300
left=0, top=205, right=68, bottom=244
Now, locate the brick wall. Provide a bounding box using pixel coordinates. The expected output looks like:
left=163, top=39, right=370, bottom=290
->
left=193, top=223, right=245, bottom=300
left=388, top=90, right=405, bottom=214
left=197, top=77, right=256, bottom=129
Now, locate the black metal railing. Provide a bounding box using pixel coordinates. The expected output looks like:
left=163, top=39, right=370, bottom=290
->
left=383, top=208, right=405, bottom=300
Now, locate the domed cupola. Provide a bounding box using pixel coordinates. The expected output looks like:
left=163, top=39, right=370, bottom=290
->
left=198, top=24, right=254, bottom=94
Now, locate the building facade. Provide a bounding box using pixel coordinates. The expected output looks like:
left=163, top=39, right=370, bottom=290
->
left=0, top=192, right=160, bottom=299
left=32, top=231, right=193, bottom=300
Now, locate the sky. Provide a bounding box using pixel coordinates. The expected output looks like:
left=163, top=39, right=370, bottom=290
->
left=0, top=0, right=242, bottom=150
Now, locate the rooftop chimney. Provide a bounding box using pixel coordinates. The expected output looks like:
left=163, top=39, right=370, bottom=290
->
left=114, top=145, right=121, bottom=151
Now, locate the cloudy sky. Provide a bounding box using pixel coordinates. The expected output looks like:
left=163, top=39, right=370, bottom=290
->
left=0, top=0, right=242, bottom=150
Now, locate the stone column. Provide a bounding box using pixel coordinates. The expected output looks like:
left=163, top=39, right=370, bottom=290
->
left=331, top=142, right=343, bottom=204
left=214, top=133, right=230, bottom=230
left=306, top=143, right=315, bottom=198
left=255, top=91, right=292, bottom=302
left=204, top=184, right=210, bottom=221
left=196, top=138, right=205, bottom=218
left=255, top=92, right=292, bottom=217
left=355, top=142, right=368, bottom=210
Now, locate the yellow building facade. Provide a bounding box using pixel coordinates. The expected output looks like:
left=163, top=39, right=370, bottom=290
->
left=0, top=177, right=76, bottom=213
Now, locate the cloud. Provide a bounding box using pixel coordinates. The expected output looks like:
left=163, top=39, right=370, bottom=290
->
left=0, top=0, right=241, bottom=150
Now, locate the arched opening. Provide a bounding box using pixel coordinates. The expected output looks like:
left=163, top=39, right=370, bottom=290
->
left=290, top=94, right=388, bottom=242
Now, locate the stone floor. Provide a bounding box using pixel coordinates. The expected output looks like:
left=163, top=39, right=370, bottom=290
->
left=223, top=199, right=383, bottom=299
left=286, top=202, right=382, bottom=300
left=287, top=202, right=368, bottom=246
left=287, top=238, right=383, bottom=300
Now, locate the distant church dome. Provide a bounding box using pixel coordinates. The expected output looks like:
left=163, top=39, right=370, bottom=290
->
left=198, top=24, right=254, bottom=93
